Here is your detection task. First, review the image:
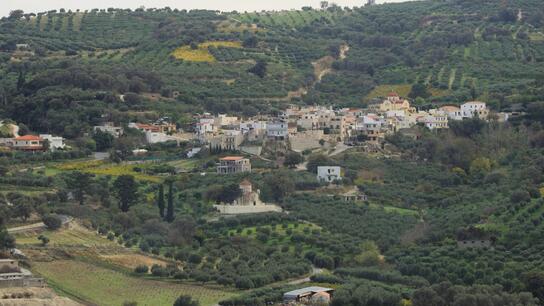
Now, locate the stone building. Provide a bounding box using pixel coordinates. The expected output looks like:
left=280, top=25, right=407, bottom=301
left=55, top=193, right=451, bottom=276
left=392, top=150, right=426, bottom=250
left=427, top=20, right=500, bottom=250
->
left=233, top=179, right=264, bottom=206
left=217, top=156, right=251, bottom=174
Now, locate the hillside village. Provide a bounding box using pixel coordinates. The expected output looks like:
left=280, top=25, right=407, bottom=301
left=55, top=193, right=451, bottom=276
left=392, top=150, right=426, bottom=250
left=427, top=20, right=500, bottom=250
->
left=1, top=0, right=544, bottom=305
left=78, top=93, right=502, bottom=158
left=0, top=92, right=510, bottom=306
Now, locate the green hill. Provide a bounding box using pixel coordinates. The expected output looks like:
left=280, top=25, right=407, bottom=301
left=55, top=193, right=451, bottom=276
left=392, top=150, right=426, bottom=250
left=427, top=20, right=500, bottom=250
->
left=1, top=2, right=544, bottom=305
left=0, top=0, right=543, bottom=137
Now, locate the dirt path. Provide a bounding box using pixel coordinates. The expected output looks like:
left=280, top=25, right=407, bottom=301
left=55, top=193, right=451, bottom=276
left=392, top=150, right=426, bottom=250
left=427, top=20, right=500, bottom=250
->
left=287, top=266, right=323, bottom=285
left=304, top=44, right=350, bottom=92
left=339, top=44, right=349, bottom=60
left=8, top=215, right=73, bottom=234
left=228, top=43, right=350, bottom=102
left=328, top=143, right=349, bottom=157
left=312, top=56, right=335, bottom=82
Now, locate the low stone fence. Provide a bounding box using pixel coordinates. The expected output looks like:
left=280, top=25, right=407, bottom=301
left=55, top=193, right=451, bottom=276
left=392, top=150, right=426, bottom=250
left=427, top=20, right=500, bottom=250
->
left=0, top=278, right=45, bottom=289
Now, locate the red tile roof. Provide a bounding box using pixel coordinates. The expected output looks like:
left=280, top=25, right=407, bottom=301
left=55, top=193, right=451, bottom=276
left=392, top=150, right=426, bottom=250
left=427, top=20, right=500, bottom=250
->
left=15, top=135, right=42, bottom=141
left=387, top=92, right=399, bottom=97
left=136, top=124, right=160, bottom=132
left=220, top=156, right=244, bottom=161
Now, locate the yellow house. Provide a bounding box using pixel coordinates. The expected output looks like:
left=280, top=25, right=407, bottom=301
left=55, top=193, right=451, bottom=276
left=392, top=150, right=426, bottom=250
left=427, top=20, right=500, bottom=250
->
left=379, top=93, right=415, bottom=113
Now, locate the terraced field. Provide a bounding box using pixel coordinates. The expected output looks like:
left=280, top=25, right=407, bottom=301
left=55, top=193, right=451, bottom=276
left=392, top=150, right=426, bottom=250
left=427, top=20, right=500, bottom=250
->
left=16, top=223, right=237, bottom=305
left=34, top=260, right=235, bottom=306
left=365, top=84, right=412, bottom=100
left=233, top=10, right=337, bottom=28
left=14, top=223, right=118, bottom=247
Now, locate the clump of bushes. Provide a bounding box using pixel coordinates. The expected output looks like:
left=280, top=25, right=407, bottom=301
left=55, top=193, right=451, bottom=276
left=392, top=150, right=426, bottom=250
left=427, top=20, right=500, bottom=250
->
left=134, top=265, right=149, bottom=274
left=42, top=214, right=63, bottom=230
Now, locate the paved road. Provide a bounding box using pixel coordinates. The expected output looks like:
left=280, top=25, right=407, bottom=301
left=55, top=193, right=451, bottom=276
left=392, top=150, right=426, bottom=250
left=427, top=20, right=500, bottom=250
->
left=7, top=215, right=72, bottom=234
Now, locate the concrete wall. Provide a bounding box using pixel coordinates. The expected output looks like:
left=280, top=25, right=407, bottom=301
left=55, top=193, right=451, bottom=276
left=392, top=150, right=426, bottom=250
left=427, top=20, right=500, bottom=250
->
left=290, top=130, right=324, bottom=152
left=240, top=146, right=262, bottom=156
left=214, top=205, right=282, bottom=214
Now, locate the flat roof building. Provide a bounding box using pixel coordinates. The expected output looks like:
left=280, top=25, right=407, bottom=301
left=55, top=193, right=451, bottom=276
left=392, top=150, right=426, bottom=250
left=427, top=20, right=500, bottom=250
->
left=317, top=166, right=342, bottom=183
left=283, top=286, right=334, bottom=304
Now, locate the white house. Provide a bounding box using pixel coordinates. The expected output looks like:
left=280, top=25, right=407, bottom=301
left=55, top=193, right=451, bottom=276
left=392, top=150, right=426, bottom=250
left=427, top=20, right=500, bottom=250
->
left=240, top=120, right=267, bottom=141
left=317, top=166, right=342, bottom=183
left=418, top=110, right=449, bottom=130
left=385, top=110, right=406, bottom=118
left=240, top=120, right=266, bottom=133
left=267, top=120, right=289, bottom=139
left=15, top=43, right=29, bottom=49
left=214, top=114, right=239, bottom=127
left=196, top=118, right=216, bottom=136
left=145, top=131, right=178, bottom=144
left=297, top=113, right=319, bottom=130
left=209, top=130, right=244, bottom=151
left=39, top=134, right=65, bottom=150
left=186, top=147, right=202, bottom=158
left=93, top=123, right=124, bottom=138
left=355, top=114, right=386, bottom=143
left=461, top=101, right=488, bottom=119
left=438, top=106, right=463, bottom=121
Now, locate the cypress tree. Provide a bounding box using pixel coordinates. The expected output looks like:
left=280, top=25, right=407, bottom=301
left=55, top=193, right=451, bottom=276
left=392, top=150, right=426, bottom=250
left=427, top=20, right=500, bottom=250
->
left=16, top=70, right=25, bottom=91
left=157, top=184, right=165, bottom=218
left=165, top=180, right=175, bottom=222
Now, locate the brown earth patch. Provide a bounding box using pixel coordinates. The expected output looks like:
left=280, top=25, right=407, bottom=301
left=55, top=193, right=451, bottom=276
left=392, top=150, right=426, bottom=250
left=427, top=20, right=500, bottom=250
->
left=100, top=254, right=171, bottom=270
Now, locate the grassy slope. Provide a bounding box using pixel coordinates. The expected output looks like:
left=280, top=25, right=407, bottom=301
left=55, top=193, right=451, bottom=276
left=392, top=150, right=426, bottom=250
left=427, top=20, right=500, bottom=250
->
left=34, top=260, right=234, bottom=306
left=17, top=224, right=237, bottom=306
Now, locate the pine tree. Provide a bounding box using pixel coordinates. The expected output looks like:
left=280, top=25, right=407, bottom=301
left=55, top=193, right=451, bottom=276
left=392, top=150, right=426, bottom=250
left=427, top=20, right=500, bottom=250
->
left=157, top=184, right=165, bottom=218
left=165, top=180, right=175, bottom=223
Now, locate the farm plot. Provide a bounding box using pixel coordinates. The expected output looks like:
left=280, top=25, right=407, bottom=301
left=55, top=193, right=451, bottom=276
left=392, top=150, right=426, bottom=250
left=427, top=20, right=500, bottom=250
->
left=172, top=41, right=242, bottom=62
left=365, top=84, right=412, bottom=99
left=17, top=223, right=235, bottom=305
left=529, top=32, right=544, bottom=41
left=99, top=254, right=169, bottom=271
left=14, top=222, right=120, bottom=248
left=16, top=223, right=168, bottom=270
left=33, top=260, right=236, bottom=306
left=50, top=159, right=162, bottom=182
left=227, top=222, right=320, bottom=238
left=234, top=10, right=336, bottom=29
